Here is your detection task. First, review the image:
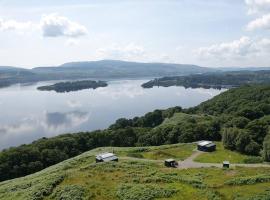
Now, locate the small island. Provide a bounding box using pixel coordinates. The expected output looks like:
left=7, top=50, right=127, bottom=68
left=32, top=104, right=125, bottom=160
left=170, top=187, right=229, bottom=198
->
left=37, top=80, right=108, bottom=93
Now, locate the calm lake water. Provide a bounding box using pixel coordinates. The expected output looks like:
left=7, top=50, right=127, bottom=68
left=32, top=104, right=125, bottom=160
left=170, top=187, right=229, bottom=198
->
left=0, top=79, right=225, bottom=149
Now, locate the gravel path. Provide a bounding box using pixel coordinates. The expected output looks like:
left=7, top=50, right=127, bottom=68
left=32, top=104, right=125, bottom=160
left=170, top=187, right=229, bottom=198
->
left=120, top=151, right=270, bottom=169
left=177, top=151, right=270, bottom=169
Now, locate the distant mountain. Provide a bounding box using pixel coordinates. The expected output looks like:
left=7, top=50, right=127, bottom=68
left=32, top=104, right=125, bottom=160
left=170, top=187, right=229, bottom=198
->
left=0, top=60, right=216, bottom=88
left=0, top=66, right=30, bottom=72
left=1, top=60, right=270, bottom=88
left=0, top=66, right=37, bottom=87
left=32, top=60, right=216, bottom=79
left=219, top=67, right=270, bottom=71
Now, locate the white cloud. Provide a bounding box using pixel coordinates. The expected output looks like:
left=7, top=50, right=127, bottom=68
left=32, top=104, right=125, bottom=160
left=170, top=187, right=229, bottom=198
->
left=257, top=38, right=270, bottom=49
left=247, top=13, right=270, bottom=30
left=40, top=13, right=88, bottom=38
left=196, top=36, right=258, bottom=59
left=245, top=0, right=270, bottom=14
left=0, top=13, right=88, bottom=38
left=96, top=43, right=145, bottom=61
left=176, top=46, right=184, bottom=51
left=0, top=18, right=34, bottom=32
left=65, top=39, right=80, bottom=46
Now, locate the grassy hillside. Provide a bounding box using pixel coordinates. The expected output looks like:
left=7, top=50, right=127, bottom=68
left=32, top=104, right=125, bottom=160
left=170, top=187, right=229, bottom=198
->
left=1, top=144, right=270, bottom=200
left=194, top=143, right=262, bottom=164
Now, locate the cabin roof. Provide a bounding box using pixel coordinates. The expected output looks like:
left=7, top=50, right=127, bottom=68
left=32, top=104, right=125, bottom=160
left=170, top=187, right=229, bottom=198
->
left=165, top=158, right=175, bottom=162
left=102, top=155, right=118, bottom=162
left=198, top=141, right=213, bottom=146
left=205, top=143, right=216, bottom=147
left=96, top=152, right=116, bottom=160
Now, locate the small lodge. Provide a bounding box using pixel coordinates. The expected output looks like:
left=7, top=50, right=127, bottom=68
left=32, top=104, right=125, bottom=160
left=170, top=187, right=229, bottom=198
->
left=197, top=141, right=216, bottom=152
left=164, top=159, right=178, bottom=168
left=96, top=152, right=118, bottom=163
left=223, top=161, right=230, bottom=168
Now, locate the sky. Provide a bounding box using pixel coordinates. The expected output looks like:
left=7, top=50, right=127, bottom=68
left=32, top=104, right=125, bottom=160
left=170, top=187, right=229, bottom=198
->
left=0, top=0, right=270, bottom=68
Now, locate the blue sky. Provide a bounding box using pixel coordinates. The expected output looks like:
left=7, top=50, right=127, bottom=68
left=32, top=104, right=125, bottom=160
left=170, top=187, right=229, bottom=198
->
left=0, top=0, right=270, bottom=68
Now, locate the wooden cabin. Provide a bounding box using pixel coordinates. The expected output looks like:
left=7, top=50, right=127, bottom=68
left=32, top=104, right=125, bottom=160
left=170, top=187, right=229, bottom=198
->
left=223, top=161, right=230, bottom=168
left=96, top=152, right=118, bottom=163
left=197, top=141, right=216, bottom=152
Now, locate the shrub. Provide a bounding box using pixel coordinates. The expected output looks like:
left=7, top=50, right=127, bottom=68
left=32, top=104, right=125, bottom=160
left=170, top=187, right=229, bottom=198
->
left=263, top=134, right=270, bottom=161
left=243, top=156, right=263, bottom=164
left=50, top=185, right=85, bottom=200
left=222, top=127, right=239, bottom=150
left=116, top=184, right=178, bottom=200
left=225, top=174, right=270, bottom=186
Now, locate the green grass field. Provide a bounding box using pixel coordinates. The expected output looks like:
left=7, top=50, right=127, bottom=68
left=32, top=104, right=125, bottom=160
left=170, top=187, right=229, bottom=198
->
left=194, top=142, right=262, bottom=164
left=0, top=143, right=269, bottom=200
left=142, top=143, right=196, bottom=160
left=91, top=143, right=196, bottom=161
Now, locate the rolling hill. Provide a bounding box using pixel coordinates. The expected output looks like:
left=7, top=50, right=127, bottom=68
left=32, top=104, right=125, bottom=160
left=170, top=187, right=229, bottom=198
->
left=32, top=60, right=215, bottom=79
left=0, top=60, right=215, bottom=88
left=1, top=143, right=270, bottom=200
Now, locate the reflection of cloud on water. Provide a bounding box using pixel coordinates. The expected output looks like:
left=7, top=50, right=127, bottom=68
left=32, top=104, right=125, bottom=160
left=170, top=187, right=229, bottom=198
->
left=96, top=83, right=145, bottom=99
left=0, top=120, right=39, bottom=150
left=0, top=110, right=90, bottom=150
left=192, top=88, right=226, bottom=97
left=44, top=111, right=89, bottom=130
left=66, top=100, right=82, bottom=108
left=176, top=88, right=226, bottom=98
left=0, top=123, right=35, bottom=136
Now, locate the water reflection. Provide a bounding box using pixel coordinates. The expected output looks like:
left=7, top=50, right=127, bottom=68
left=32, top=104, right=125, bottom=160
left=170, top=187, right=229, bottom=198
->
left=0, top=110, right=89, bottom=149
left=0, top=79, right=225, bottom=149
left=45, top=111, right=89, bottom=130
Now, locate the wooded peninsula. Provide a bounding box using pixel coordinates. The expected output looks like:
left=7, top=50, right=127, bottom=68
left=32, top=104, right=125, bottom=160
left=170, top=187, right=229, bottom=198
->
left=142, top=71, right=270, bottom=89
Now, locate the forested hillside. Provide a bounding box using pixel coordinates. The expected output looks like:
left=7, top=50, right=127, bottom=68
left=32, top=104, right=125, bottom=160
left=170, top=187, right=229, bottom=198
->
left=1, top=85, right=270, bottom=182
left=142, top=71, right=270, bottom=89
left=190, top=85, right=270, bottom=158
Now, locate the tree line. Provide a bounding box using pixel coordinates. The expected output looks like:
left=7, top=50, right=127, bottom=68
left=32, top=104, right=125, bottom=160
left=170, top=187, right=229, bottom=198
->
left=142, top=71, right=270, bottom=89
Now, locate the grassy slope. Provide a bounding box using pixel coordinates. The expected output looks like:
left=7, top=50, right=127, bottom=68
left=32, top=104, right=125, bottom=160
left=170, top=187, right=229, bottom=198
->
left=194, top=142, right=259, bottom=164
left=159, top=113, right=211, bottom=127
left=113, top=143, right=196, bottom=161
left=1, top=144, right=270, bottom=200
